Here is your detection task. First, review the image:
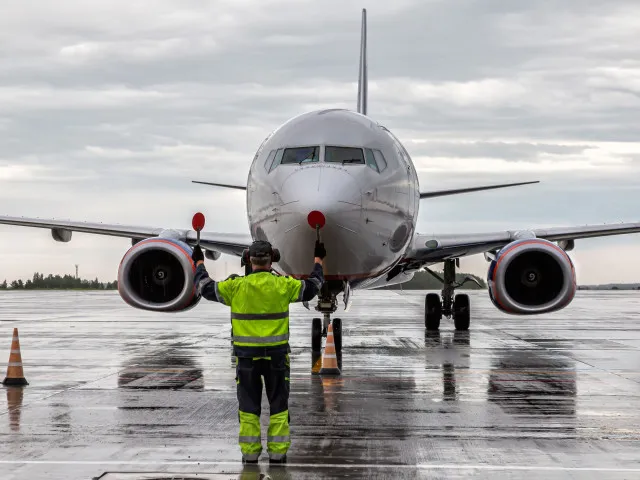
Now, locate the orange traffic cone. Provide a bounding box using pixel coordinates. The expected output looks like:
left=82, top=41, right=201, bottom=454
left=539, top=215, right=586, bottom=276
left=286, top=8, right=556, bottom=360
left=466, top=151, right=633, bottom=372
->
left=2, top=328, right=28, bottom=386
left=319, top=323, right=341, bottom=375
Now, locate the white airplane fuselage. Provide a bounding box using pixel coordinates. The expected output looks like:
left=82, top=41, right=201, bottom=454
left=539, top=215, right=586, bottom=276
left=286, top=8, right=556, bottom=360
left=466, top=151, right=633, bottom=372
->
left=247, top=109, right=420, bottom=287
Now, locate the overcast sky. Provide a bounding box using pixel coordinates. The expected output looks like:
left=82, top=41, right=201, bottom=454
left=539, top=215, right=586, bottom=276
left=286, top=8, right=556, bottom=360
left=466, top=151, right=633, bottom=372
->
left=1, top=0, right=639, bottom=285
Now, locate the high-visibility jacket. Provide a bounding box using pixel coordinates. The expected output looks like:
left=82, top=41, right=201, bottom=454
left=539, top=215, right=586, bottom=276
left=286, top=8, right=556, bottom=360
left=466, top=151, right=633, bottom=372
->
left=194, top=263, right=324, bottom=357
left=217, top=271, right=301, bottom=350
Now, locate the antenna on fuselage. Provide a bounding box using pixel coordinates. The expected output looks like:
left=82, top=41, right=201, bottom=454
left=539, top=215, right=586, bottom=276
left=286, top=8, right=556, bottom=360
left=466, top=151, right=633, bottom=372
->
left=357, top=8, right=368, bottom=116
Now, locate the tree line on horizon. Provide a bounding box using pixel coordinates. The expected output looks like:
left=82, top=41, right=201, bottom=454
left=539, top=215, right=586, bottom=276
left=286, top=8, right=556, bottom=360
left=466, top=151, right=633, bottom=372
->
left=4, top=270, right=635, bottom=292
left=0, top=273, right=117, bottom=290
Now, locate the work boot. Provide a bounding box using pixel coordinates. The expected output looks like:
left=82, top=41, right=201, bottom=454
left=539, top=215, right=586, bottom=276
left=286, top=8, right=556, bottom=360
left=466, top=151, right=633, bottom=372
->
left=269, top=454, right=287, bottom=464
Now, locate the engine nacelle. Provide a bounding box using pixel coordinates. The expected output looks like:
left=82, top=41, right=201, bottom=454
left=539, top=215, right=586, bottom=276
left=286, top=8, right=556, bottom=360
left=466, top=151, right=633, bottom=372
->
left=118, top=237, right=201, bottom=312
left=487, top=239, right=576, bottom=314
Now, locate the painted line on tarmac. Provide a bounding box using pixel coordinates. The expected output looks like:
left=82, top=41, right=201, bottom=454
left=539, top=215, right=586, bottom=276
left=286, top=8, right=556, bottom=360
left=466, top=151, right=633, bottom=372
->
left=0, top=461, right=639, bottom=472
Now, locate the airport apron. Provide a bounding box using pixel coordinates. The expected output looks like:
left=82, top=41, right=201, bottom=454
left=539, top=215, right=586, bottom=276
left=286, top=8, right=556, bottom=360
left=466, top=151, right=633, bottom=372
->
left=216, top=271, right=302, bottom=460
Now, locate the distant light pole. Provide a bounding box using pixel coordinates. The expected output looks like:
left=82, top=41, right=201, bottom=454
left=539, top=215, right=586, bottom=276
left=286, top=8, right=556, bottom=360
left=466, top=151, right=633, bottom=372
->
left=75, top=264, right=79, bottom=279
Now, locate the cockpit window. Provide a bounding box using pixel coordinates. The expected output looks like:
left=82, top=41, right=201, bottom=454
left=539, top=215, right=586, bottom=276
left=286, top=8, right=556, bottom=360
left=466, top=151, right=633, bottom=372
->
left=281, top=146, right=319, bottom=164
left=380, top=126, right=411, bottom=165
left=264, top=150, right=276, bottom=172
left=325, top=146, right=365, bottom=164
left=363, top=149, right=387, bottom=173
left=266, top=149, right=284, bottom=172
left=364, top=149, right=379, bottom=172
left=373, top=150, right=388, bottom=172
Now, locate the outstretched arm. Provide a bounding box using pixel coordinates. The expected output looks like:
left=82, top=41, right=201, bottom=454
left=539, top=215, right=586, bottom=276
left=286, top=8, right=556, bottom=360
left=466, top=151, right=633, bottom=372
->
left=295, top=241, right=326, bottom=302
left=298, top=258, right=324, bottom=302
left=192, top=246, right=223, bottom=303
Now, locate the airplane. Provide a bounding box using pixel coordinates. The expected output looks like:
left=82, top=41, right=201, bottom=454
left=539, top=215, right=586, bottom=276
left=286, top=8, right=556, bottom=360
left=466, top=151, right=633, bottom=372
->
left=2, top=9, right=640, bottom=370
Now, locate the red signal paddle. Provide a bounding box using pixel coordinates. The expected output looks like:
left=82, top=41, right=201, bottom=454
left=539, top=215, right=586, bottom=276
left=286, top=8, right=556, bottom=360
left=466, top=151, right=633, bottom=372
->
left=192, top=212, right=205, bottom=246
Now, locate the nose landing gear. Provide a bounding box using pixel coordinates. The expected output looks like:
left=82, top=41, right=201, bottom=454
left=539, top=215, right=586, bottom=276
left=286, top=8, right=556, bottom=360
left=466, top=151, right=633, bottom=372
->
left=311, top=281, right=344, bottom=373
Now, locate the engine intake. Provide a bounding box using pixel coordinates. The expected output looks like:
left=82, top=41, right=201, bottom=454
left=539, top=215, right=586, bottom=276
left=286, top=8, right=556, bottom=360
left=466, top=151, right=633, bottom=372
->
left=488, top=239, right=576, bottom=314
left=118, top=238, right=200, bottom=312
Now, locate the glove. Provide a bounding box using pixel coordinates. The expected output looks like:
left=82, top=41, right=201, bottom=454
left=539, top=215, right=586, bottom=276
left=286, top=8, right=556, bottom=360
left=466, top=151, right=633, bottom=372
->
left=314, top=241, right=326, bottom=259
left=192, top=245, right=204, bottom=264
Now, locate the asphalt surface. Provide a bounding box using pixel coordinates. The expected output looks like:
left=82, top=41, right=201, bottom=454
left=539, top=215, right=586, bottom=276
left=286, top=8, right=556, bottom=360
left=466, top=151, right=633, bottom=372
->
left=1, top=289, right=640, bottom=479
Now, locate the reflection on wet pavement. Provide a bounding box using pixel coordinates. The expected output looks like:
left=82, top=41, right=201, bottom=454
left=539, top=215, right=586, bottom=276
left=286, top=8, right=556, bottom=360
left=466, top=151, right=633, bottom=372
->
left=118, top=348, right=204, bottom=390
left=0, top=290, right=639, bottom=479
left=5, top=387, right=23, bottom=432
left=488, top=350, right=577, bottom=419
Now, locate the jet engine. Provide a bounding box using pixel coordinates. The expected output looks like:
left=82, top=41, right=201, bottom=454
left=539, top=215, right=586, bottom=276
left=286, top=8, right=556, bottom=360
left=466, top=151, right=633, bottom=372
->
left=487, top=239, right=576, bottom=314
left=117, top=237, right=201, bottom=312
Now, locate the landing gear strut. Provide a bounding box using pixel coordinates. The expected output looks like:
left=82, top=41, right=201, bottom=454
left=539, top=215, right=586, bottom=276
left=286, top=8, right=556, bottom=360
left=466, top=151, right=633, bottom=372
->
left=424, top=259, right=476, bottom=331
left=310, top=280, right=344, bottom=372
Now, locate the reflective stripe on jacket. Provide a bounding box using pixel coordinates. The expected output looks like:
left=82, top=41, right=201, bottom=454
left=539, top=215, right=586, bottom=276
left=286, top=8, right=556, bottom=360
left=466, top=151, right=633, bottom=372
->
left=194, top=262, right=324, bottom=357
left=216, top=271, right=302, bottom=349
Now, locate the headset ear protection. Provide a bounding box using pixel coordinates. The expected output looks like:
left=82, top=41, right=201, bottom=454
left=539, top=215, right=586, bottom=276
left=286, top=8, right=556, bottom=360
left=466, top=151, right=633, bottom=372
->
left=241, top=249, right=250, bottom=266
left=242, top=242, right=280, bottom=265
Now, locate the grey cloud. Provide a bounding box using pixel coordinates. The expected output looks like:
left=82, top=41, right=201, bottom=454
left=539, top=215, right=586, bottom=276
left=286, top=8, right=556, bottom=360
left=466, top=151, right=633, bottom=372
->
left=1, top=0, right=640, bottom=282
left=405, top=141, right=594, bottom=161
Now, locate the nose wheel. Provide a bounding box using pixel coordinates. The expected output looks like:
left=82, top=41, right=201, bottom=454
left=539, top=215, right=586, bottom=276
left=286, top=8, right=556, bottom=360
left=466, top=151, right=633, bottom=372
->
left=311, top=314, right=343, bottom=353
left=310, top=281, right=344, bottom=373
left=312, top=317, right=322, bottom=353
left=332, top=317, right=342, bottom=352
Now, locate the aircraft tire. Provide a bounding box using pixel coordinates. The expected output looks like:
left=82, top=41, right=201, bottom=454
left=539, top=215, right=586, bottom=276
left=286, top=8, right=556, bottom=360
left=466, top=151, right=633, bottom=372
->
left=425, top=293, right=442, bottom=330
left=312, top=317, right=322, bottom=352
left=453, top=294, right=470, bottom=331
left=333, top=318, right=342, bottom=353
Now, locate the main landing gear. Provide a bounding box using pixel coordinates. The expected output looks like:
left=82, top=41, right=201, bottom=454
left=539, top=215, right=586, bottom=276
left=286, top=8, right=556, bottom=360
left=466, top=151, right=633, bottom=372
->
left=424, top=259, right=479, bottom=332
left=311, top=281, right=343, bottom=370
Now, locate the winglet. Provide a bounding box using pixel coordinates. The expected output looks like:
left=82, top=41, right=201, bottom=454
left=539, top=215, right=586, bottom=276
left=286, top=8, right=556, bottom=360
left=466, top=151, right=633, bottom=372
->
left=192, top=181, right=246, bottom=191
left=420, top=181, right=539, bottom=199
left=357, top=8, right=368, bottom=115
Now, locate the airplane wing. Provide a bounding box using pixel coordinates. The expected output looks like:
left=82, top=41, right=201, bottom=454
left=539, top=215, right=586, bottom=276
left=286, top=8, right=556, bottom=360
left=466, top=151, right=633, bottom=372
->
left=419, top=181, right=539, bottom=199
left=192, top=180, right=246, bottom=190
left=403, top=221, right=640, bottom=266
left=0, top=215, right=251, bottom=257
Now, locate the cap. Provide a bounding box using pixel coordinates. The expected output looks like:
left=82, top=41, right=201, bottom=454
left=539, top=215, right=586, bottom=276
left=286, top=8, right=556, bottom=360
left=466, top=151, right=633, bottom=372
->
left=248, top=240, right=273, bottom=258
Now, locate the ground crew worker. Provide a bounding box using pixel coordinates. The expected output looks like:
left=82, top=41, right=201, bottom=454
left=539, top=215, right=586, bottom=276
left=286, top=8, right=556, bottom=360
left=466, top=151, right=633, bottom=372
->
left=192, top=239, right=326, bottom=464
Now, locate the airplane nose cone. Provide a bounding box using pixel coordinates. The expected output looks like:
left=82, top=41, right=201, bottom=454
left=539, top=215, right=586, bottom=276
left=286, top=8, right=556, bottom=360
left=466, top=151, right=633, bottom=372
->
left=279, top=166, right=363, bottom=226
left=275, top=166, right=366, bottom=278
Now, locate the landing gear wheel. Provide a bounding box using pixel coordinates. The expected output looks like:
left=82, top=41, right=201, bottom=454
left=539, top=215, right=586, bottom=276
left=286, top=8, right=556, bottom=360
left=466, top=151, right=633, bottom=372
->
left=453, top=294, right=470, bottom=331
left=332, top=318, right=342, bottom=353
left=312, top=317, right=322, bottom=352
left=425, top=293, right=442, bottom=330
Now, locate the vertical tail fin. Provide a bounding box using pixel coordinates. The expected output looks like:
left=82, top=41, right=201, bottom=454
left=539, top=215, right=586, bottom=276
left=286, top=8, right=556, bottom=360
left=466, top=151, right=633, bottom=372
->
left=357, top=8, right=368, bottom=116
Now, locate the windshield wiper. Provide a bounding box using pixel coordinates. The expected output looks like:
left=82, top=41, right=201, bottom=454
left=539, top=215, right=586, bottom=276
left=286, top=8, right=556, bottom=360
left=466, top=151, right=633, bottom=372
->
left=342, top=159, right=363, bottom=165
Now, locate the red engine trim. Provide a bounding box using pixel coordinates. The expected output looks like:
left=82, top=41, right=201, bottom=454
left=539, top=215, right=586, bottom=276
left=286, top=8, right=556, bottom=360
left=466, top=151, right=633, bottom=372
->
left=118, top=238, right=197, bottom=311
left=491, top=239, right=576, bottom=314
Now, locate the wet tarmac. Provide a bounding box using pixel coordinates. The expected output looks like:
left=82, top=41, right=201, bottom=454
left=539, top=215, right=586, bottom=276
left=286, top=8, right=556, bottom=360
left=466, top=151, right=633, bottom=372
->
left=1, top=290, right=640, bottom=479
